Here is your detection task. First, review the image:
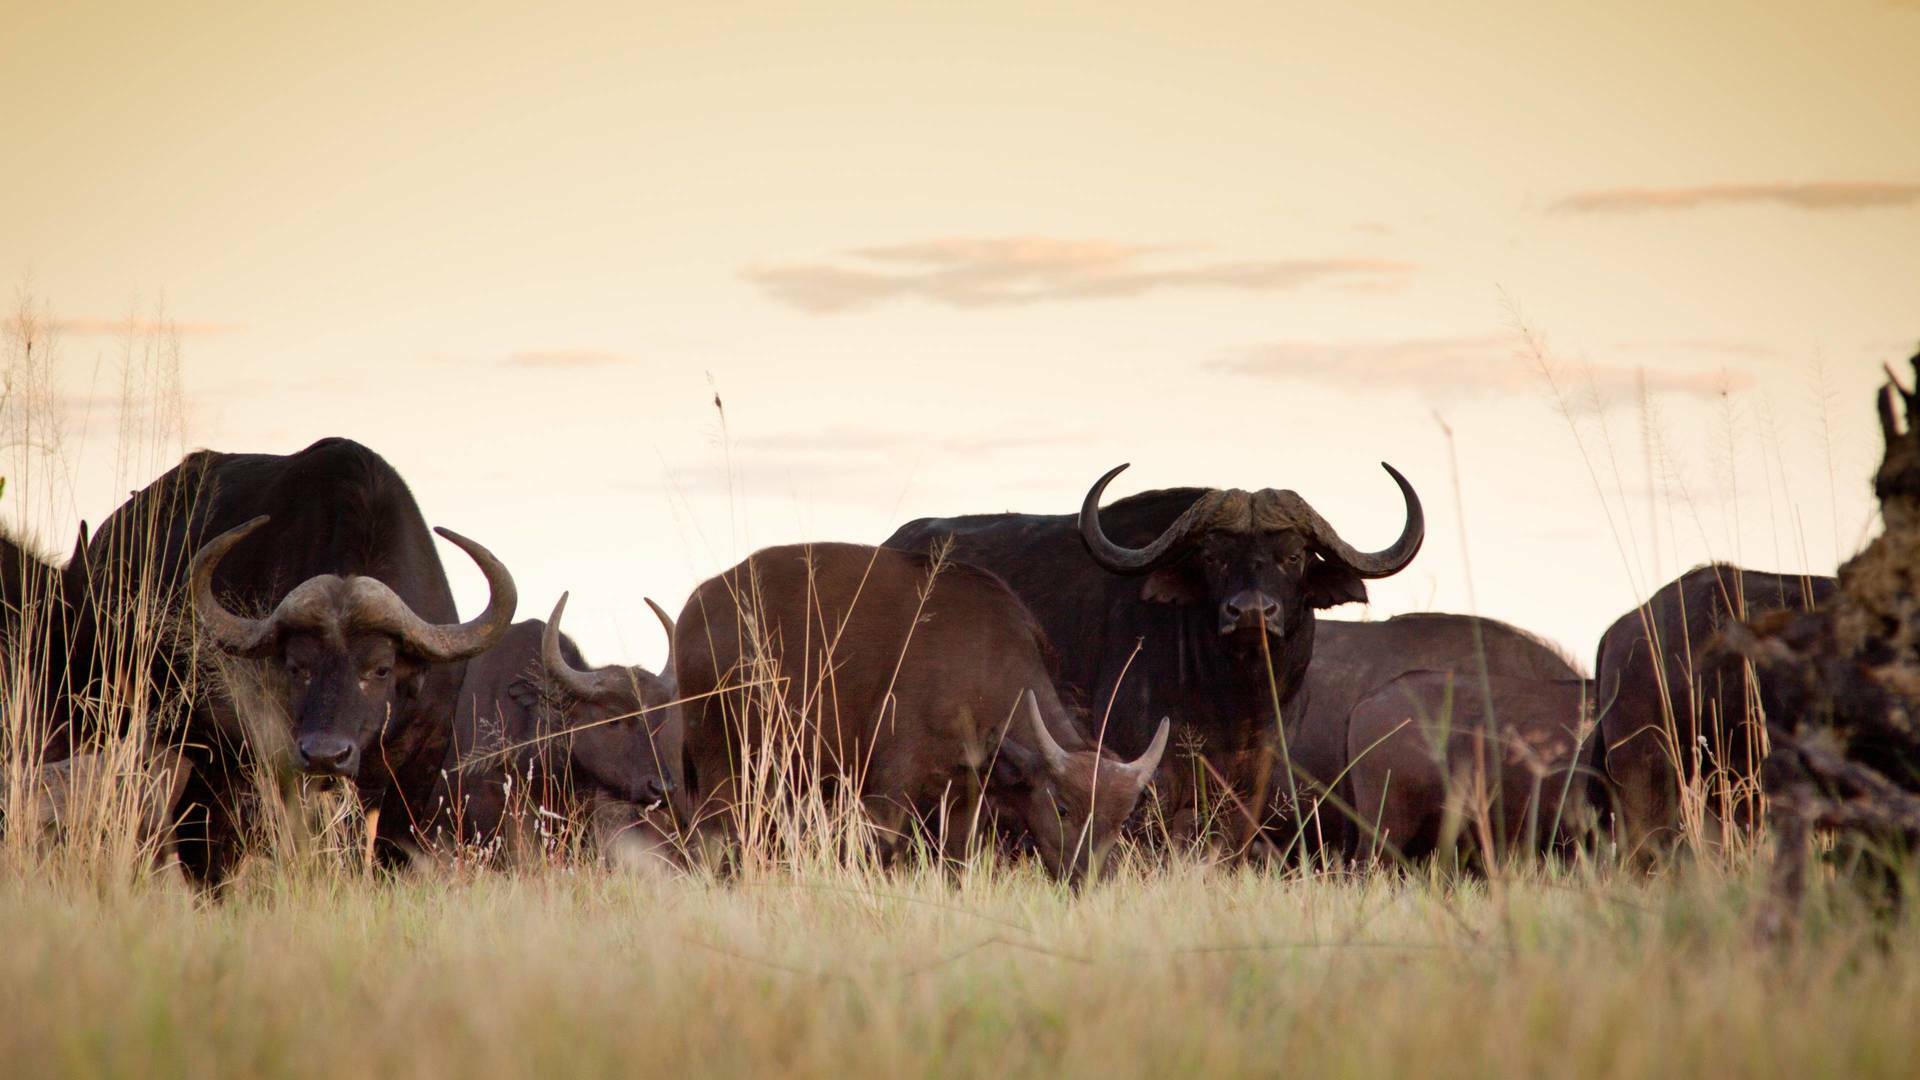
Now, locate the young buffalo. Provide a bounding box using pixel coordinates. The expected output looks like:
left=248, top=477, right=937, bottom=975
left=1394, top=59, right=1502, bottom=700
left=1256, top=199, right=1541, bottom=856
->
left=426, top=595, right=678, bottom=861
left=1346, top=671, right=1595, bottom=865
left=674, top=542, right=1167, bottom=883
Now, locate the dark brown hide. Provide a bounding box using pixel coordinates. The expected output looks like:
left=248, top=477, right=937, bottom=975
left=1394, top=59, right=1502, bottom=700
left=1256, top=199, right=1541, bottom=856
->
left=673, top=543, right=1164, bottom=882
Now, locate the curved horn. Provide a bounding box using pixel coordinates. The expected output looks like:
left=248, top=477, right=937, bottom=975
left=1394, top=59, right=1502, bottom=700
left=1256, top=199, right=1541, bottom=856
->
left=644, top=596, right=676, bottom=679
left=189, top=515, right=279, bottom=657
left=1302, top=462, right=1425, bottom=579
left=1121, top=717, right=1171, bottom=788
left=541, top=592, right=629, bottom=701
left=1024, top=690, right=1071, bottom=776
left=349, top=527, right=517, bottom=662
left=1078, top=463, right=1219, bottom=574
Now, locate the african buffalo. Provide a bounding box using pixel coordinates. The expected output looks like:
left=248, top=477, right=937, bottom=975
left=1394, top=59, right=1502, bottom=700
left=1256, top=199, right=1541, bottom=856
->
left=2, top=525, right=89, bottom=751
left=1, top=528, right=63, bottom=625
left=1346, top=671, right=1595, bottom=864
left=673, top=542, right=1168, bottom=882
left=1271, top=612, right=1583, bottom=859
left=67, top=437, right=516, bottom=882
left=1594, top=564, right=1837, bottom=857
left=884, top=463, right=1423, bottom=844
left=426, top=594, right=679, bottom=857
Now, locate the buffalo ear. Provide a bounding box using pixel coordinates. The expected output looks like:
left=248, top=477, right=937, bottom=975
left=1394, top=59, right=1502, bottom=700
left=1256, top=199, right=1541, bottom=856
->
left=1140, top=567, right=1203, bottom=605
left=60, top=521, right=91, bottom=598
left=1303, top=560, right=1368, bottom=609
left=505, top=676, right=542, bottom=712
left=395, top=657, right=429, bottom=701
left=989, top=738, right=1038, bottom=791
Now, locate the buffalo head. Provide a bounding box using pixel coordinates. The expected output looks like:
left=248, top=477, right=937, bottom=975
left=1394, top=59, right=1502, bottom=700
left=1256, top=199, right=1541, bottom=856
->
left=190, top=516, right=517, bottom=781
left=993, top=691, right=1169, bottom=883
left=1078, top=462, right=1424, bottom=643
left=537, top=592, right=678, bottom=808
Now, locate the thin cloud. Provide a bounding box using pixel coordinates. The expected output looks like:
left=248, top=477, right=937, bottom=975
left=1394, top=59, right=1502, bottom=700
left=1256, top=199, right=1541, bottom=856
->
left=742, top=424, right=1088, bottom=459
left=1552, top=181, right=1920, bottom=213
left=1210, top=335, right=1755, bottom=409
left=744, top=236, right=1415, bottom=313
left=630, top=424, right=1093, bottom=499
left=3, top=315, right=243, bottom=338
left=1610, top=339, right=1780, bottom=359
left=504, top=348, right=630, bottom=369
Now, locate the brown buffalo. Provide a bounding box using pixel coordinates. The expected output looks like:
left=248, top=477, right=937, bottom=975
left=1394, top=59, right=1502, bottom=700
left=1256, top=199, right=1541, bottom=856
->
left=1272, top=612, right=1583, bottom=860
left=673, top=542, right=1167, bottom=883
left=1594, top=564, right=1836, bottom=857
left=1346, top=671, right=1595, bottom=865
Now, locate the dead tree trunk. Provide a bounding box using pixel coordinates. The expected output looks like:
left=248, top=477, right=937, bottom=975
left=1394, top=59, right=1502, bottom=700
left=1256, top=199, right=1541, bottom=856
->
left=1732, top=349, right=1920, bottom=934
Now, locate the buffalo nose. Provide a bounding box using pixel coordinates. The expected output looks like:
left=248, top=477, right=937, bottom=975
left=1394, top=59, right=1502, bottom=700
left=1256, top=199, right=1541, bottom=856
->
left=637, top=778, right=668, bottom=805
left=1221, top=591, right=1282, bottom=630
left=297, top=734, right=357, bottom=776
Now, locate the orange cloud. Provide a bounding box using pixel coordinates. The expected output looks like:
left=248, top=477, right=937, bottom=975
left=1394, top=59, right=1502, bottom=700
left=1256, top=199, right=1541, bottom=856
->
left=1552, top=181, right=1920, bottom=213
left=1210, top=335, right=1755, bottom=410
left=744, top=236, right=1415, bottom=313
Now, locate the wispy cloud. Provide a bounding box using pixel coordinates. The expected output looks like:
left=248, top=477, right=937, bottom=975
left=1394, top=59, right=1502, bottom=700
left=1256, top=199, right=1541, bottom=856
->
left=1552, top=181, right=1920, bottom=213
left=503, top=348, right=630, bottom=369
left=1608, top=338, right=1780, bottom=359
left=1209, top=335, right=1754, bottom=408
left=743, top=236, right=1415, bottom=313
left=3, top=315, right=243, bottom=338
left=631, top=424, right=1093, bottom=499
left=741, top=424, right=1088, bottom=459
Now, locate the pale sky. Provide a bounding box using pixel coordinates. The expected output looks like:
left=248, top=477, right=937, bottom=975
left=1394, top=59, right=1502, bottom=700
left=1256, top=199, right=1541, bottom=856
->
left=2, top=0, right=1915, bottom=672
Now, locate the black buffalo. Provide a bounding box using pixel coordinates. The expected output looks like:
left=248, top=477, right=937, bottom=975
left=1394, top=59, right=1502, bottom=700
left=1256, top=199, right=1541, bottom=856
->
left=1594, top=563, right=1837, bottom=856
left=427, top=594, right=678, bottom=857
left=69, top=437, right=516, bottom=881
left=2, top=525, right=89, bottom=749
left=1271, top=612, right=1583, bottom=859
left=884, top=463, right=1423, bottom=844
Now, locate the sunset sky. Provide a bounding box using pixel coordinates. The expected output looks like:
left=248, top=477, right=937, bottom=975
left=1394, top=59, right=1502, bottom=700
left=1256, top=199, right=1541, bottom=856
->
left=2, top=1, right=1916, bottom=671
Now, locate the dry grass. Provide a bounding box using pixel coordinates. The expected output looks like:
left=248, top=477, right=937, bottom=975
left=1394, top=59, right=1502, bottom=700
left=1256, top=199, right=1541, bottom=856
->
left=3, top=857, right=1920, bottom=1078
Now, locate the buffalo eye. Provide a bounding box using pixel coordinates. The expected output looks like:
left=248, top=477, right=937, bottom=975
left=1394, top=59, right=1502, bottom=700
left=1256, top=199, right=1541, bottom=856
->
left=366, top=665, right=393, bottom=681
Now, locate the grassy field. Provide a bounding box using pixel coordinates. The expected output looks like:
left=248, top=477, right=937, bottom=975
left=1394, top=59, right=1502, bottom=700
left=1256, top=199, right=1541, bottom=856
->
left=3, top=300, right=1906, bottom=1078
left=1, top=850, right=1917, bottom=1078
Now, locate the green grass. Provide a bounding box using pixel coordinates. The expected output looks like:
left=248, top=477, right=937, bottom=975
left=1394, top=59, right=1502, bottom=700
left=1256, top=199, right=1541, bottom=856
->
left=1, top=856, right=1916, bottom=1078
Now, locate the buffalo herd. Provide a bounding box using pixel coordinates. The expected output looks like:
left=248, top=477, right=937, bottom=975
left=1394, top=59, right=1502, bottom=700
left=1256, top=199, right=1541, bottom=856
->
left=0, top=436, right=1839, bottom=884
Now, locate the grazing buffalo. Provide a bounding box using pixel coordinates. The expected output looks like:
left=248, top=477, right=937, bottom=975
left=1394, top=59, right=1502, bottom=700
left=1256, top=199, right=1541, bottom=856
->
left=427, top=594, right=679, bottom=857
left=69, top=437, right=516, bottom=882
left=673, top=542, right=1168, bottom=882
left=884, top=463, right=1423, bottom=843
left=1594, top=564, right=1837, bottom=856
left=1346, top=671, right=1595, bottom=864
left=1271, top=613, right=1583, bottom=859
